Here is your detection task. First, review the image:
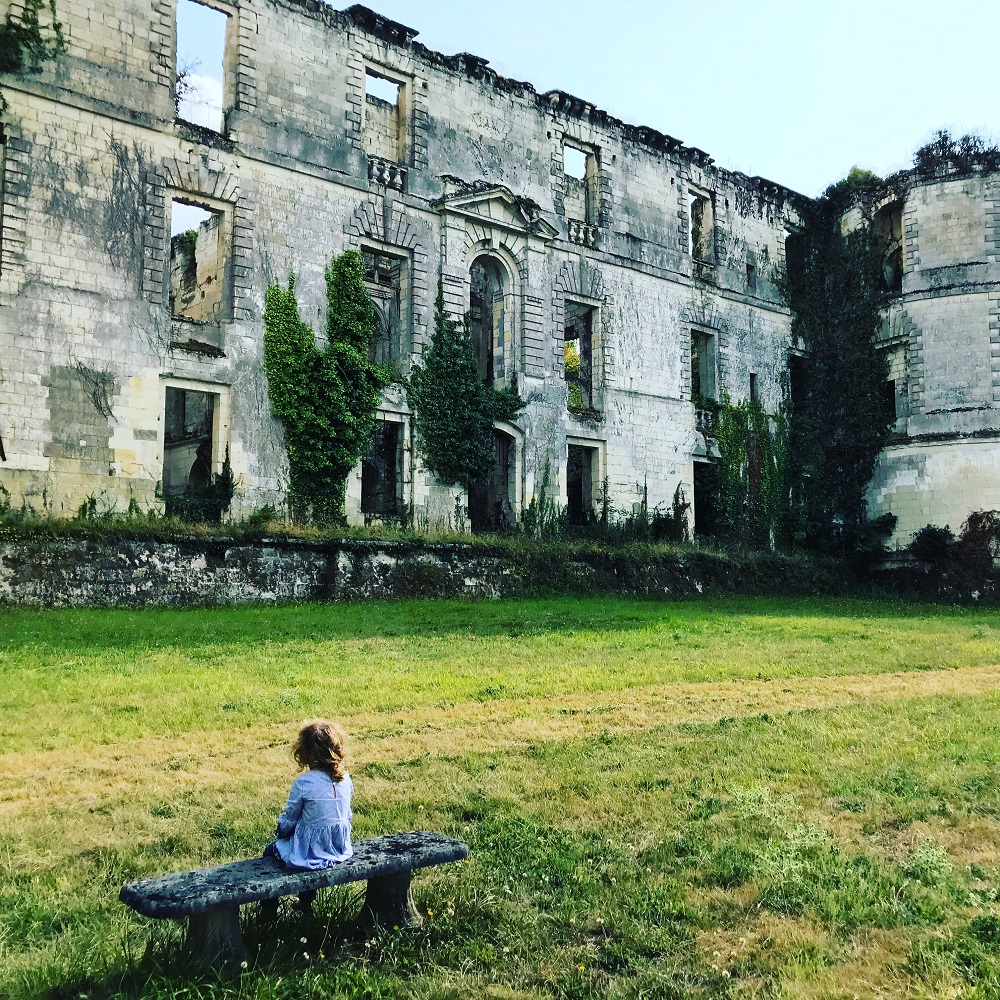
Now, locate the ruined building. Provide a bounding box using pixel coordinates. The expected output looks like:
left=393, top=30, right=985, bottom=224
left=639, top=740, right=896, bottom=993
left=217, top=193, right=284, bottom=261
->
left=1, top=1, right=998, bottom=541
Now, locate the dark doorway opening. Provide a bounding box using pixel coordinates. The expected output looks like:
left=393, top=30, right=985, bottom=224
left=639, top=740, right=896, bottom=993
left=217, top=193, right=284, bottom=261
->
left=693, top=460, right=722, bottom=539
left=468, top=428, right=515, bottom=534
left=567, top=444, right=598, bottom=526
left=361, top=421, right=403, bottom=521
left=163, top=386, right=215, bottom=496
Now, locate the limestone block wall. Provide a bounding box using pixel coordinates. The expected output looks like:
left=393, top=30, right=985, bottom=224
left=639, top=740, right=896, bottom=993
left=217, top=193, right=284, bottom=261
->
left=867, top=169, right=1000, bottom=542
left=0, top=0, right=799, bottom=531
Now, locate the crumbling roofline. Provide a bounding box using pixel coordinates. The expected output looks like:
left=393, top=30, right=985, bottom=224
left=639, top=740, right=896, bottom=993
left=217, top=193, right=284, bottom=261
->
left=274, top=1, right=809, bottom=201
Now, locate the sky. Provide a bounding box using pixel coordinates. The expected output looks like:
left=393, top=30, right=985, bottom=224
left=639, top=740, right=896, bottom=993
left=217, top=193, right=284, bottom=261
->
left=177, top=0, right=1000, bottom=198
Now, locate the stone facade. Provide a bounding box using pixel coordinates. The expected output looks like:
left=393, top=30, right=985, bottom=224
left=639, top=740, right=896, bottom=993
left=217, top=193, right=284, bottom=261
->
left=0, top=0, right=799, bottom=530
left=1, top=2, right=994, bottom=543
left=864, top=168, right=1000, bottom=541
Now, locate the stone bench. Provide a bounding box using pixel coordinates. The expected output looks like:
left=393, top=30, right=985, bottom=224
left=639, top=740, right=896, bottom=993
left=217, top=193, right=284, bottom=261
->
left=120, top=830, right=469, bottom=968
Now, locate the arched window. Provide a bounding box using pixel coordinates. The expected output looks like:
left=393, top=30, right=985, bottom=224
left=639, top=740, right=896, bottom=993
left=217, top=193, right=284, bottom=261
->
left=873, top=202, right=904, bottom=296
left=469, top=256, right=508, bottom=386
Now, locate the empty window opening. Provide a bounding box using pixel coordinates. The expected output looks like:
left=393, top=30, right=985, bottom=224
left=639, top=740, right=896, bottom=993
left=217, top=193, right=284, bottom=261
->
left=163, top=386, right=216, bottom=497
left=363, top=250, right=408, bottom=365
left=361, top=420, right=403, bottom=521
left=563, top=143, right=596, bottom=224
left=170, top=199, right=226, bottom=324
left=176, top=0, right=229, bottom=132
left=746, top=252, right=758, bottom=293
left=365, top=68, right=405, bottom=163
left=749, top=373, right=758, bottom=404
left=883, top=379, right=897, bottom=423
left=366, top=72, right=399, bottom=106
left=788, top=353, right=807, bottom=411
left=567, top=444, right=599, bottom=527
left=784, top=229, right=806, bottom=286
left=691, top=330, right=717, bottom=403
left=693, top=460, right=722, bottom=539
left=873, top=202, right=904, bottom=295
left=565, top=302, right=595, bottom=412
left=470, top=257, right=507, bottom=386
left=469, top=429, right=517, bottom=534
left=563, top=145, right=588, bottom=181
left=689, top=193, right=714, bottom=263
left=0, top=431, right=6, bottom=462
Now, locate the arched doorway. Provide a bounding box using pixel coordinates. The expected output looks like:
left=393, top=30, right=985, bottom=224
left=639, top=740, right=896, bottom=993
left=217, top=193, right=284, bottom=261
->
left=469, top=256, right=507, bottom=386
left=469, top=427, right=516, bottom=534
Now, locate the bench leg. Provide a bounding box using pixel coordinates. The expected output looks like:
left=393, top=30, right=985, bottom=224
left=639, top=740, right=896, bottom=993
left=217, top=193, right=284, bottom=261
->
left=186, top=907, right=248, bottom=969
left=360, top=870, right=422, bottom=928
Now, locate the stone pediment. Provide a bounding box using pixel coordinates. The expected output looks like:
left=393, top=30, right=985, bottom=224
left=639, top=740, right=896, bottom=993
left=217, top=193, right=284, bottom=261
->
left=438, top=180, right=559, bottom=241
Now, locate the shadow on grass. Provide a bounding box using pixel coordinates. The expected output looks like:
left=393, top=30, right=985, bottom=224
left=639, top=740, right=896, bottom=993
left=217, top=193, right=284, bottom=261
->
left=0, top=595, right=992, bottom=657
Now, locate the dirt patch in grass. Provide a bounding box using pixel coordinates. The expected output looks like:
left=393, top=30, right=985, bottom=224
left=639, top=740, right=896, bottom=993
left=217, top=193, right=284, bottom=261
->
left=3, top=664, right=998, bottom=823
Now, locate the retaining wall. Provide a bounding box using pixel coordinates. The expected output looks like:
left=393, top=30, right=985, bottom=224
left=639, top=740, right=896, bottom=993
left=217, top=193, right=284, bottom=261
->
left=0, top=536, right=847, bottom=608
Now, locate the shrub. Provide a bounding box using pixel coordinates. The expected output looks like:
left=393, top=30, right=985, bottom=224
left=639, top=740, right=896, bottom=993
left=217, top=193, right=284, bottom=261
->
left=908, top=524, right=955, bottom=567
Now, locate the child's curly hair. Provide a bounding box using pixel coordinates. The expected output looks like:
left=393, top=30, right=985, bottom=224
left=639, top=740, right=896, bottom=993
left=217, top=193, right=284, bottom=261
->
left=293, top=719, right=348, bottom=782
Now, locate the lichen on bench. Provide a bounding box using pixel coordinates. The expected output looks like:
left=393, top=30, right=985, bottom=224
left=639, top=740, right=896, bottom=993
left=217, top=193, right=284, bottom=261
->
left=120, top=830, right=469, bottom=968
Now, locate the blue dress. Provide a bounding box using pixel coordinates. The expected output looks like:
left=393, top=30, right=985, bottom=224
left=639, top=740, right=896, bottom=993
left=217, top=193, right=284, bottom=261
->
left=273, top=770, right=353, bottom=870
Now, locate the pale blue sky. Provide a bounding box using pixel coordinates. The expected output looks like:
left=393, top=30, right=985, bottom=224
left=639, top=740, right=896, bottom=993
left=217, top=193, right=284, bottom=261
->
left=178, top=0, right=999, bottom=197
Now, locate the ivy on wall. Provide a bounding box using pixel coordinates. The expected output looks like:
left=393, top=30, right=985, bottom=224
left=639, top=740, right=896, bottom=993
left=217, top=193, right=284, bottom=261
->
left=782, top=169, right=894, bottom=552
left=705, top=397, right=788, bottom=548
left=0, top=0, right=64, bottom=75
left=407, top=283, right=524, bottom=494
left=263, top=251, right=392, bottom=524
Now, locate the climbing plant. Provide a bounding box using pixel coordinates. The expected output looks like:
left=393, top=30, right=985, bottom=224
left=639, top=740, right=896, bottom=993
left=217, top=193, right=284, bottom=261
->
left=782, top=169, right=894, bottom=552
left=702, top=396, right=788, bottom=548
left=263, top=250, right=392, bottom=524
left=0, top=0, right=64, bottom=75
left=407, top=282, right=524, bottom=494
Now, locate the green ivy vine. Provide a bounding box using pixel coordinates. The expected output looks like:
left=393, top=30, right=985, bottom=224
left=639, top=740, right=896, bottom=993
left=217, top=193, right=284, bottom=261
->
left=782, top=168, right=894, bottom=552
left=263, top=250, right=392, bottom=524
left=0, top=0, right=65, bottom=75
left=701, top=396, right=788, bottom=548
left=406, top=282, right=525, bottom=494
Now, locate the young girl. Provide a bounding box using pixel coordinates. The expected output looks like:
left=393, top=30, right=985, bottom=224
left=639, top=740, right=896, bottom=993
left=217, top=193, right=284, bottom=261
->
left=262, top=720, right=353, bottom=911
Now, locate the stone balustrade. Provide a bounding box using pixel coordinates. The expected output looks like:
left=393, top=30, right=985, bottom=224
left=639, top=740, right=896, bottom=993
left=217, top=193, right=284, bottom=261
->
left=567, top=219, right=599, bottom=248
left=367, top=155, right=407, bottom=192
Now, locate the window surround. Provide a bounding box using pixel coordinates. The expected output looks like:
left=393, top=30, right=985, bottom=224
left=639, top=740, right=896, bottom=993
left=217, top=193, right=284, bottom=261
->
left=565, top=436, right=606, bottom=523
left=173, top=0, right=238, bottom=133
left=564, top=295, right=603, bottom=414
left=363, top=62, right=412, bottom=166
left=166, top=190, right=234, bottom=332
left=360, top=240, right=413, bottom=366
left=157, top=377, right=231, bottom=491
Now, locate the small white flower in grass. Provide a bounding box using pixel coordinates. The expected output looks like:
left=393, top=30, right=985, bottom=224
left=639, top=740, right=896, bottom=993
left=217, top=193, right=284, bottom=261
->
left=300, top=936, right=308, bottom=944
left=240, top=961, right=248, bottom=970
left=722, top=970, right=731, bottom=979
left=302, top=951, right=309, bottom=960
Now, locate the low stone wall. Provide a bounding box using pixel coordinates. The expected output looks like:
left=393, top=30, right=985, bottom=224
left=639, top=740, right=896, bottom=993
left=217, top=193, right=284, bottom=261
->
left=0, top=535, right=848, bottom=608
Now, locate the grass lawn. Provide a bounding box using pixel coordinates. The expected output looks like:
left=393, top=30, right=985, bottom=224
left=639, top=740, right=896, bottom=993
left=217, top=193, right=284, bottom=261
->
left=1, top=595, right=999, bottom=998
